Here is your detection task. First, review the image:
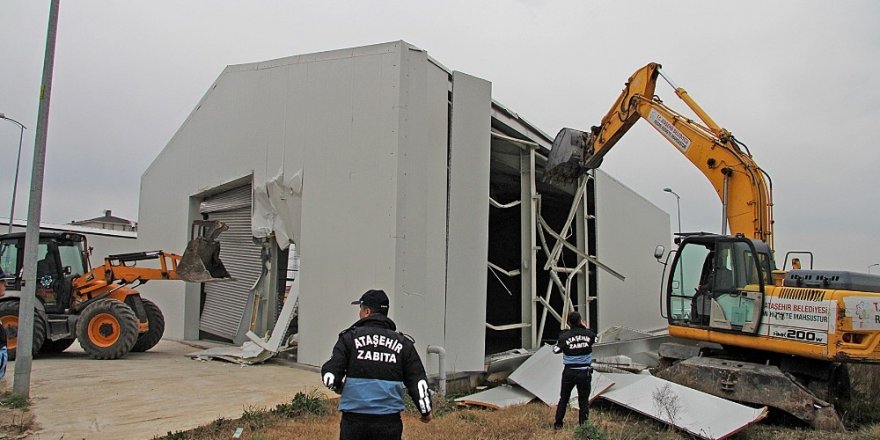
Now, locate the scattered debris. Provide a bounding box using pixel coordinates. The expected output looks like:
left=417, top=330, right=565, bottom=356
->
left=475, top=330, right=767, bottom=439
left=597, top=326, right=657, bottom=342
left=190, top=277, right=299, bottom=366
left=485, top=348, right=531, bottom=373
left=592, top=330, right=672, bottom=368
left=593, top=354, right=648, bottom=373
left=246, top=277, right=299, bottom=353
left=188, top=341, right=274, bottom=365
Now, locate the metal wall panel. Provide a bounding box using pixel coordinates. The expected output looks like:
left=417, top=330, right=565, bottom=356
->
left=295, top=44, right=406, bottom=366
left=445, top=71, right=492, bottom=372
left=391, top=48, right=449, bottom=374
left=594, top=169, right=669, bottom=333
left=199, top=186, right=262, bottom=342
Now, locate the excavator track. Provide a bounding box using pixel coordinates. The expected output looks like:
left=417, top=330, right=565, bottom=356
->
left=655, top=352, right=846, bottom=431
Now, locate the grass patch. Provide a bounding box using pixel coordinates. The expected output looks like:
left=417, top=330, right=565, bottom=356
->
left=840, top=364, right=880, bottom=427
left=240, top=405, right=270, bottom=430
left=152, top=416, right=235, bottom=440
left=154, top=431, right=188, bottom=440
left=0, top=391, right=28, bottom=410
left=272, top=390, right=330, bottom=418
left=573, top=420, right=609, bottom=440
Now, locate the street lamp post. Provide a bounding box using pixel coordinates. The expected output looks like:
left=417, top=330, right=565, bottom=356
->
left=0, top=114, right=27, bottom=234
left=663, top=187, right=682, bottom=235
left=869, top=264, right=879, bottom=274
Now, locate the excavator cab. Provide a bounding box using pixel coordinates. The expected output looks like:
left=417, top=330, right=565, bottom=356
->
left=666, top=234, right=771, bottom=334
left=176, top=220, right=232, bottom=283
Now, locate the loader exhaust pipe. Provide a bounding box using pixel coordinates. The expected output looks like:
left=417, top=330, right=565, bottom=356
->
left=177, top=220, right=232, bottom=283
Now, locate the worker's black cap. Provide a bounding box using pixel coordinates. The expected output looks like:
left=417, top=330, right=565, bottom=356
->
left=352, top=289, right=389, bottom=312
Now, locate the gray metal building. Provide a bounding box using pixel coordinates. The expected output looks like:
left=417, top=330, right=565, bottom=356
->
left=135, top=41, right=669, bottom=373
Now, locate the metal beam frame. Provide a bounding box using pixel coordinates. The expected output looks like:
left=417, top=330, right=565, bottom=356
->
left=487, top=132, right=624, bottom=349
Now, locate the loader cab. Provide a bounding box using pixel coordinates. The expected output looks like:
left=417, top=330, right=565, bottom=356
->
left=0, top=232, right=88, bottom=312
left=666, top=234, right=771, bottom=334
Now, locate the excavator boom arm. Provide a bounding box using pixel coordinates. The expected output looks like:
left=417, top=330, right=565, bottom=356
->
left=548, top=63, right=774, bottom=248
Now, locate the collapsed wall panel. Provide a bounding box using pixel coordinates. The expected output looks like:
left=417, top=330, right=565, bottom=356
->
left=507, top=344, right=605, bottom=406
left=599, top=373, right=768, bottom=440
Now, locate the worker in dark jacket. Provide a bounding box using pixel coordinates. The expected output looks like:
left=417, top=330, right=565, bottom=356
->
left=553, top=311, right=596, bottom=429
left=322, top=289, right=432, bottom=440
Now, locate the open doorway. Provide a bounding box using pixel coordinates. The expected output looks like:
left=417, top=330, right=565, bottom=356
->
left=485, top=131, right=591, bottom=356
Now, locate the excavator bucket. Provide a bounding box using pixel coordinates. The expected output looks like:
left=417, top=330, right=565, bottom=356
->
left=545, top=127, right=595, bottom=182
left=177, top=221, right=232, bottom=283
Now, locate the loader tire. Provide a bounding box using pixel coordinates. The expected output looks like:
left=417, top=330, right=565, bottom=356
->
left=131, top=298, right=164, bottom=353
left=39, top=338, right=75, bottom=354
left=76, top=299, right=139, bottom=360
left=0, top=300, right=47, bottom=361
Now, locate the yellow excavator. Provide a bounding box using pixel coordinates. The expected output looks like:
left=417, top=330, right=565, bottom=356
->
left=0, top=220, right=231, bottom=360
left=546, top=63, right=880, bottom=430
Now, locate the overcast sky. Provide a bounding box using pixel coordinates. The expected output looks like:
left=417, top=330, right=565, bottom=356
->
left=1, top=1, right=878, bottom=272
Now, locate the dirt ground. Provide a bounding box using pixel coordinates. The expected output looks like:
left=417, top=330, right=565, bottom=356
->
left=1, top=339, right=324, bottom=440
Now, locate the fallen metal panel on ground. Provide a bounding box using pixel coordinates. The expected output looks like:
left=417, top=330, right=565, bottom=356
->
left=507, top=345, right=562, bottom=405
left=507, top=345, right=615, bottom=406
left=454, top=384, right=535, bottom=409
left=599, top=373, right=768, bottom=440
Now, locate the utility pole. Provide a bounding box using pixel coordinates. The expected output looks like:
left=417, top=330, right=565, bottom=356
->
left=14, top=0, right=61, bottom=398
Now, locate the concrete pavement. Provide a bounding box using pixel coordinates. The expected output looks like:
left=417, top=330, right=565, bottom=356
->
left=8, top=339, right=324, bottom=440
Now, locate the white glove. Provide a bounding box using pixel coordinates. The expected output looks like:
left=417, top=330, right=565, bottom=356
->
left=323, top=372, right=336, bottom=390
left=416, top=379, right=432, bottom=414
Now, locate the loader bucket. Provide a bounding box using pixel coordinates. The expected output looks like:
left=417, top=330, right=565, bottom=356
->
left=177, top=222, right=232, bottom=283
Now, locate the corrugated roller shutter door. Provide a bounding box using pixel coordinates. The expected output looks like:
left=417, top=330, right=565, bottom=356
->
left=198, top=185, right=262, bottom=341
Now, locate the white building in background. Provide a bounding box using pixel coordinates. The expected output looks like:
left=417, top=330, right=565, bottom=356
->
left=1, top=217, right=136, bottom=259
left=134, top=41, right=669, bottom=373
left=69, top=209, right=137, bottom=232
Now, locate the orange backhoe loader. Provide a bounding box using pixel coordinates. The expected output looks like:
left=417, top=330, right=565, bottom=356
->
left=0, top=220, right=230, bottom=360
